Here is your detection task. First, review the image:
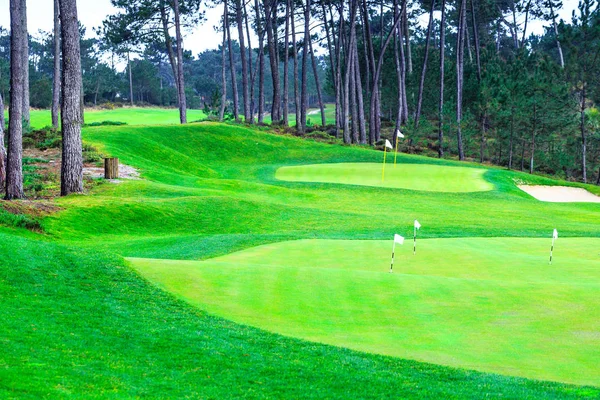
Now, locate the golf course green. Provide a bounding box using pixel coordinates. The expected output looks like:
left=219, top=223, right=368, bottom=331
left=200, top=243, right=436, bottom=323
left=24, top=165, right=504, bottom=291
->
left=2, top=115, right=600, bottom=397
left=129, top=237, right=600, bottom=386
left=276, top=162, right=494, bottom=192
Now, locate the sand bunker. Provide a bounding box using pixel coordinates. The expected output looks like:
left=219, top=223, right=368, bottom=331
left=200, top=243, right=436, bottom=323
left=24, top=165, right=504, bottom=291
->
left=518, top=185, right=600, bottom=203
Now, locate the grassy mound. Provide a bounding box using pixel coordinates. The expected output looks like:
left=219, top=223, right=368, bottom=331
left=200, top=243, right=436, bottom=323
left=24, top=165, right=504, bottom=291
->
left=276, top=162, right=494, bottom=192
left=129, top=237, right=600, bottom=386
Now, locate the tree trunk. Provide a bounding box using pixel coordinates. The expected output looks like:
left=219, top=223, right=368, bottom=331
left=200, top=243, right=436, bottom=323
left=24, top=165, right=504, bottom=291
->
left=6, top=0, right=26, bottom=199
left=283, top=0, right=290, bottom=126
left=254, top=0, right=265, bottom=123
left=354, top=38, right=367, bottom=144
left=343, top=0, right=357, bottom=144
left=128, top=52, right=134, bottom=106
left=480, top=113, right=487, bottom=163
left=508, top=106, right=514, bottom=169
left=265, top=0, right=281, bottom=124
left=300, top=0, right=311, bottom=132
left=173, top=0, right=187, bottom=124
left=470, top=0, right=481, bottom=81
left=360, top=0, right=377, bottom=143
left=309, top=39, right=326, bottom=127
left=291, top=0, right=300, bottom=128
left=159, top=1, right=180, bottom=102
left=403, top=6, right=413, bottom=74
left=529, top=103, right=536, bottom=174
left=59, top=0, right=83, bottom=196
left=398, top=2, right=408, bottom=125
left=438, top=0, right=446, bottom=158
left=0, top=87, right=5, bottom=191
left=335, top=5, right=345, bottom=137
left=393, top=0, right=404, bottom=136
left=235, top=0, right=251, bottom=123
left=349, top=43, right=358, bottom=143
left=22, top=0, right=30, bottom=129
left=549, top=3, right=564, bottom=68
left=581, top=89, right=587, bottom=183
left=243, top=0, right=255, bottom=122
left=456, top=0, right=466, bottom=161
left=225, top=3, right=239, bottom=122
left=322, top=4, right=337, bottom=130
left=219, top=5, right=227, bottom=122
left=414, top=0, right=435, bottom=129
left=52, top=0, right=61, bottom=129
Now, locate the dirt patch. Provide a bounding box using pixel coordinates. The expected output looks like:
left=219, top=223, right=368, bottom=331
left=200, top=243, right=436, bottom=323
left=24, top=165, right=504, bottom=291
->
left=518, top=185, right=600, bottom=203
left=0, top=199, right=62, bottom=217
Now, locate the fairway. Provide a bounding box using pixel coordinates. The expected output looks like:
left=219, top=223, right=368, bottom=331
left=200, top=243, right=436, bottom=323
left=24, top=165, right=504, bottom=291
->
left=276, top=162, right=494, bottom=192
left=130, top=237, right=600, bottom=386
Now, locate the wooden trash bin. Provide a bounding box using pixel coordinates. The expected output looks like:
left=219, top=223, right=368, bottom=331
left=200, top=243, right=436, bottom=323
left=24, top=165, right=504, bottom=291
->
left=104, top=158, right=119, bottom=179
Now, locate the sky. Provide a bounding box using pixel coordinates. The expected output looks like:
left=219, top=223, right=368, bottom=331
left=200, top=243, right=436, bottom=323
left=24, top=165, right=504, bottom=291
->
left=0, top=0, right=582, bottom=57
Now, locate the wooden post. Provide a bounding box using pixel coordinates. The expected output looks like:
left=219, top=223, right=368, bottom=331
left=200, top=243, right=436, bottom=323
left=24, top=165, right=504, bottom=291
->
left=104, top=157, right=119, bottom=179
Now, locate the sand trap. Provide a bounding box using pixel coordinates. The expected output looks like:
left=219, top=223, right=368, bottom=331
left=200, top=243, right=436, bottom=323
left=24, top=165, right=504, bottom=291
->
left=518, top=185, right=600, bottom=203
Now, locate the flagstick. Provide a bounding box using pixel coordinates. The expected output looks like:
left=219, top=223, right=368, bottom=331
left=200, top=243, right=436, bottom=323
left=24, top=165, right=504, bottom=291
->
left=390, top=240, right=396, bottom=273
left=549, top=236, right=555, bottom=265
left=394, top=137, right=399, bottom=167
left=382, top=146, right=387, bottom=182
left=413, top=225, right=416, bottom=255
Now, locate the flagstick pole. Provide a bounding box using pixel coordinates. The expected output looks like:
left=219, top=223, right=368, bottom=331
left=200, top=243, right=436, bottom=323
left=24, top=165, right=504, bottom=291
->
left=382, top=147, right=387, bottom=182
left=549, top=236, right=555, bottom=265
left=394, top=137, right=399, bottom=167
left=390, top=241, right=396, bottom=273
left=413, top=226, right=416, bottom=255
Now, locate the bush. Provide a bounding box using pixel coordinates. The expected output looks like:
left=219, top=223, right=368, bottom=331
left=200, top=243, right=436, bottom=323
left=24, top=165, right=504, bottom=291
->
left=84, top=120, right=127, bottom=127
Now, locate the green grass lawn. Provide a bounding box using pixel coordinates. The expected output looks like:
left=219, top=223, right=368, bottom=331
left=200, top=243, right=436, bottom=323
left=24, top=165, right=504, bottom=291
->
left=19, top=107, right=207, bottom=130
left=276, top=162, right=494, bottom=192
left=2, top=114, right=600, bottom=397
left=129, top=237, right=600, bottom=387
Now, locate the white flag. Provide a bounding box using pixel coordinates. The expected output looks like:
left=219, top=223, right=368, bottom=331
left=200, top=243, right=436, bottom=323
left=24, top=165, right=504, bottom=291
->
left=553, top=229, right=558, bottom=239
left=385, top=139, right=393, bottom=149
left=394, top=234, right=405, bottom=244
left=414, top=220, right=421, bottom=229
left=397, top=130, right=405, bottom=138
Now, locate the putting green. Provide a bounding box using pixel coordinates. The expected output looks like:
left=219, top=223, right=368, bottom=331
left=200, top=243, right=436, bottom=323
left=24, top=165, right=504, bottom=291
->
left=275, top=162, right=494, bottom=192
left=130, top=238, right=600, bottom=386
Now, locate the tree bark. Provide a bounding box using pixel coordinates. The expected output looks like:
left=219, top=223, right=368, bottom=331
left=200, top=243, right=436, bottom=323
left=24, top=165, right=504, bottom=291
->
left=456, top=0, right=466, bottom=161
left=438, top=0, right=446, bottom=158
left=0, top=86, right=5, bottom=191
left=309, top=39, right=326, bottom=127
left=343, top=0, right=357, bottom=144
left=291, top=0, right=300, bottom=129
left=6, top=0, right=26, bottom=199
left=354, top=38, right=367, bottom=144
left=173, top=0, right=187, bottom=124
left=243, top=0, right=255, bottom=122
left=581, top=87, right=587, bottom=183
left=265, top=0, right=281, bottom=124
left=300, top=0, right=311, bottom=132
left=52, top=0, right=61, bottom=129
left=549, top=2, right=565, bottom=68
left=403, top=5, right=413, bottom=74
left=159, top=1, right=180, bottom=101
left=22, top=0, right=30, bottom=128
left=220, top=5, right=227, bottom=121
left=59, top=0, right=83, bottom=196
left=393, top=0, right=404, bottom=136
left=225, top=3, right=240, bottom=122
left=254, top=0, right=265, bottom=123
left=529, top=103, right=536, bottom=174
left=128, top=52, right=134, bottom=106
left=414, top=0, right=435, bottom=129
left=470, top=0, right=481, bottom=81
left=235, top=0, right=251, bottom=123
left=283, top=0, right=290, bottom=126
left=508, top=105, right=514, bottom=169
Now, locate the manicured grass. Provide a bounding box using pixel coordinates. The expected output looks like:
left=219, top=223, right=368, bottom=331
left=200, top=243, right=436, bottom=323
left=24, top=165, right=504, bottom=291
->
left=19, top=107, right=207, bottom=130
left=276, top=162, right=494, bottom=192
left=2, top=116, right=600, bottom=397
left=129, top=237, right=600, bottom=387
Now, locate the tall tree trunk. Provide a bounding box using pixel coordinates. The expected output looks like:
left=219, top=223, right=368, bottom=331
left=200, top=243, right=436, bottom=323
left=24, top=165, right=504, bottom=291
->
left=360, top=0, right=377, bottom=143
left=335, top=5, right=345, bottom=137
left=438, top=0, right=446, bottom=158
left=581, top=88, right=587, bottom=183
left=59, top=0, right=83, bottom=196
left=265, top=0, right=281, bottom=124
left=354, top=39, right=367, bottom=144
left=220, top=5, right=227, bottom=122
left=243, top=0, right=255, bottom=122
left=343, top=0, right=357, bottom=144
left=480, top=113, right=487, bottom=163
left=235, top=0, right=251, bottom=123
left=159, top=1, right=179, bottom=103
left=456, top=0, right=466, bottom=161
left=291, top=0, right=300, bottom=128
left=22, top=0, right=30, bottom=129
left=128, top=52, right=134, bottom=106
left=225, top=4, right=240, bottom=122
left=283, top=0, right=290, bottom=126
left=508, top=105, right=514, bottom=169
left=349, top=43, right=358, bottom=143
left=414, top=0, right=435, bottom=129
left=309, top=39, right=326, bottom=127
left=6, top=0, right=26, bottom=199
left=393, top=0, right=404, bottom=136
left=549, top=3, right=564, bottom=68
left=529, top=103, right=536, bottom=174
left=173, top=0, right=187, bottom=124
left=470, top=0, right=482, bottom=81
left=300, top=0, right=311, bottom=132
left=403, top=6, right=413, bottom=74
left=322, top=5, right=337, bottom=130
left=52, top=0, right=61, bottom=129
left=0, top=84, right=5, bottom=191
left=254, top=0, right=265, bottom=123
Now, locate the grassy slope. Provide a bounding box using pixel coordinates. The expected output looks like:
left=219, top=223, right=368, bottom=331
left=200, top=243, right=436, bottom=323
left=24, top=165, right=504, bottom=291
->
left=129, top=238, right=600, bottom=386
left=2, top=120, right=600, bottom=397
left=21, top=108, right=207, bottom=130
left=3, top=233, right=598, bottom=398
